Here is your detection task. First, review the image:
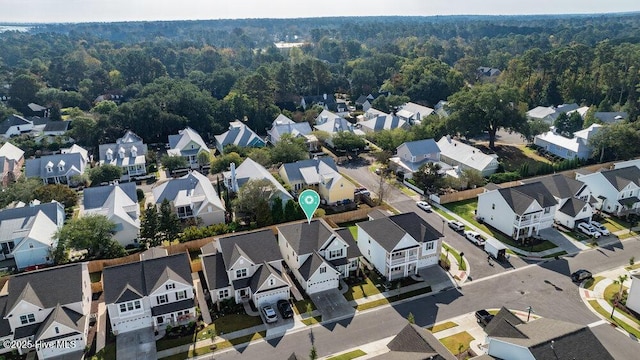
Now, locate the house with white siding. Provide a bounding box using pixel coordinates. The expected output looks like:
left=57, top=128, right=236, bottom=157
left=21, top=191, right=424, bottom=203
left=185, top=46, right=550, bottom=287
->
left=215, top=120, right=266, bottom=154
left=627, top=274, right=640, bottom=314
left=390, top=139, right=440, bottom=178
left=25, top=145, right=89, bottom=185
left=437, top=136, right=499, bottom=177
left=534, top=124, right=602, bottom=160
left=267, top=114, right=318, bottom=151
left=396, top=102, right=434, bottom=125
left=575, top=165, right=640, bottom=217
left=82, top=183, right=140, bottom=247
left=98, top=130, right=147, bottom=181
left=223, top=158, right=293, bottom=204
left=167, top=127, right=210, bottom=169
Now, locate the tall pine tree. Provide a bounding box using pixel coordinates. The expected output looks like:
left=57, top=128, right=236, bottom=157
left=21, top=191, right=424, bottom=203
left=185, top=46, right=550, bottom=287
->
left=159, top=199, right=181, bottom=243
left=140, top=203, right=160, bottom=247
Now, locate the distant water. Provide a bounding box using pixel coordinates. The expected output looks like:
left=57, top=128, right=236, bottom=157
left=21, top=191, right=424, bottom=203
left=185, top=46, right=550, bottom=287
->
left=0, top=25, right=32, bottom=33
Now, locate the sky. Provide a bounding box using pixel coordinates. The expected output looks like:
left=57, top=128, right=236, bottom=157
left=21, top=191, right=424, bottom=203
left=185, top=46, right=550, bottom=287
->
left=1, top=0, right=639, bottom=23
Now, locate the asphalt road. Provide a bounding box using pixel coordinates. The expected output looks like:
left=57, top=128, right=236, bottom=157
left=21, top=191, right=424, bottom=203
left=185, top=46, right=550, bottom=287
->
left=337, top=157, right=409, bottom=206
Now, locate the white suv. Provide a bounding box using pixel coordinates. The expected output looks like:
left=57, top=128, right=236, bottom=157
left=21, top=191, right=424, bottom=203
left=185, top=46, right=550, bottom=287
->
left=589, top=221, right=610, bottom=236
left=577, top=222, right=601, bottom=238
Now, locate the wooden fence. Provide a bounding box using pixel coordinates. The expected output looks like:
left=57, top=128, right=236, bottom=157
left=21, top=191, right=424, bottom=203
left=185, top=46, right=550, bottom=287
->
left=324, top=206, right=379, bottom=225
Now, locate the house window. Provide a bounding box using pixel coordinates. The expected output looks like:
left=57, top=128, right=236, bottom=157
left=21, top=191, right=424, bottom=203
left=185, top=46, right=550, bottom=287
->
left=218, top=289, right=229, bottom=299
left=119, top=300, right=142, bottom=313
left=319, top=266, right=326, bottom=274
left=329, top=249, right=343, bottom=259
left=157, top=294, right=168, bottom=304
left=235, top=268, right=247, bottom=278
left=176, top=290, right=188, bottom=301
left=269, top=278, right=275, bottom=286
left=20, top=314, right=36, bottom=325
left=425, top=242, right=435, bottom=250
left=544, top=207, right=550, bottom=214
left=46, top=165, right=53, bottom=173
left=55, top=327, right=59, bottom=334
left=166, top=283, right=175, bottom=290
left=177, top=206, right=194, bottom=218
left=157, top=316, right=164, bottom=324
left=492, top=203, right=495, bottom=210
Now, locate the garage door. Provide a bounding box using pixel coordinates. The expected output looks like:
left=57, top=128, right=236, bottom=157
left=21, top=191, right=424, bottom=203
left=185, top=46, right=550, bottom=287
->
left=254, top=288, right=290, bottom=308
left=115, top=315, right=152, bottom=334
left=308, top=278, right=339, bottom=294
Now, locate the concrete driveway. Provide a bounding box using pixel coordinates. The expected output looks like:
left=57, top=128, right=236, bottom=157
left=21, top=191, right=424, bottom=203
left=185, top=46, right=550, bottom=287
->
left=539, top=228, right=589, bottom=254
left=116, top=327, right=157, bottom=360
left=310, top=289, right=355, bottom=322
left=259, top=303, right=295, bottom=338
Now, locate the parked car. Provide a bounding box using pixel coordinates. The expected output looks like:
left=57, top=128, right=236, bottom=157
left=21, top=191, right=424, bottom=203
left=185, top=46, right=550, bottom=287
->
left=577, top=222, right=601, bottom=238
left=354, top=187, right=370, bottom=197
left=464, top=230, right=486, bottom=246
left=261, top=305, right=278, bottom=323
left=589, top=221, right=610, bottom=236
left=475, top=309, right=494, bottom=326
left=416, top=201, right=432, bottom=212
left=571, top=269, right=593, bottom=283
left=448, top=220, right=465, bottom=232
left=277, top=300, right=293, bottom=319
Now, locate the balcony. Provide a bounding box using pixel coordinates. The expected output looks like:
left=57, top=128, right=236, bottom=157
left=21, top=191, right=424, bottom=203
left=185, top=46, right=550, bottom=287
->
left=387, top=253, right=418, bottom=266
left=514, top=217, right=538, bottom=227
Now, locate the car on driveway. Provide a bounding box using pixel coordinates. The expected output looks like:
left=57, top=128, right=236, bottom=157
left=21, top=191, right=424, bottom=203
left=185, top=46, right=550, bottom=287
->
left=571, top=269, right=593, bottom=283
left=277, top=300, right=293, bottom=319
left=416, top=201, right=432, bottom=212
left=448, top=220, right=465, bottom=232
left=464, top=230, right=486, bottom=246
left=577, top=222, right=601, bottom=238
left=475, top=309, right=494, bottom=326
left=589, top=220, right=610, bottom=236
left=262, top=305, right=278, bottom=323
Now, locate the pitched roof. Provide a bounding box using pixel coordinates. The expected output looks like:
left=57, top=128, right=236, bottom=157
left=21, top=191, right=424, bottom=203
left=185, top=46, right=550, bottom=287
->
left=0, top=297, right=11, bottom=337
left=383, top=324, right=456, bottom=360
left=437, top=136, right=497, bottom=172
left=496, top=182, right=557, bottom=215
left=217, top=229, right=281, bottom=270
left=398, top=139, right=440, bottom=158
left=277, top=219, right=335, bottom=255
left=83, top=183, right=139, bottom=231
left=168, top=127, right=208, bottom=153
left=223, top=158, right=292, bottom=201
left=249, top=262, right=284, bottom=293
left=359, top=115, right=407, bottom=132
left=201, top=252, right=230, bottom=291
left=399, top=102, right=434, bottom=119
left=215, top=121, right=265, bottom=150
left=25, top=146, right=88, bottom=179
left=594, top=111, right=628, bottom=124
left=152, top=170, right=224, bottom=212
left=0, top=114, right=31, bottom=134
left=0, top=142, right=25, bottom=161
left=35, top=304, right=85, bottom=341
left=521, top=174, right=584, bottom=199
left=298, top=251, right=333, bottom=281
left=98, top=131, right=148, bottom=163
left=118, top=130, right=144, bottom=144
left=43, top=120, right=71, bottom=133
left=314, top=110, right=362, bottom=135
left=558, top=197, right=588, bottom=217
left=83, top=183, right=137, bottom=209
left=6, top=263, right=86, bottom=314
left=103, top=253, right=192, bottom=304
left=334, top=228, right=362, bottom=259
left=280, top=157, right=338, bottom=184
left=484, top=307, right=525, bottom=338
left=358, top=212, right=442, bottom=252
left=268, top=115, right=312, bottom=143
left=0, top=201, right=63, bottom=225
left=600, top=166, right=640, bottom=191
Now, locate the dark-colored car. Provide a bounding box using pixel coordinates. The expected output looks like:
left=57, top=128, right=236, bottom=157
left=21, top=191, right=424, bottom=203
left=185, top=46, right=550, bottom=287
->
left=277, top=299, right=294, bottom=319
left=475, top=309, right=494, bottom=326
left=571, top=269, right=593, bottom=283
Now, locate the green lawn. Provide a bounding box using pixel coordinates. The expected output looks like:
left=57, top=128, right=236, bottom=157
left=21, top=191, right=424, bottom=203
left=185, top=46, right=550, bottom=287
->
left=301, top=316, right=322, bottom=326
left=349, top=226, right=358, bottom=240
left=355, top=286, right=431, bottom=311
left=428, top=321, right=458, bottom=333
left=588, top=300, right=640, bottom=339
left=204, top=313, right=263, bottom=336
left=433, top=207, right=456, bottom=221
left=439, top=331, right=475, bottom=356
left=90, top=344, right=115, bottom=360
left=327, top=349, right=367, bottom=360
left=586, top=276, right=604, bottom=291
left=626, top=263, right=640, bottom=271
left=161, top=332, right=266, bottom=360
left=343, top=273, right=384, bottom=301
left=442, top=243, right=466, bottom=271
left=293, top=299, right=317, bottom=315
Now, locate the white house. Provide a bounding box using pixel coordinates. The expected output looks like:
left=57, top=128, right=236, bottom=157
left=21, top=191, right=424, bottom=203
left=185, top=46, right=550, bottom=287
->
left=82, top=183, right=140, bottom=246
left=396, top=102, right=434, bottom=125
left=267, top=114, right=318, bottom=151
left=25, top=145, right=89, bottom=185
left=526, top=103, right=580, bottom=124
left=278, top=157, right=355, bottom=205
left=313, top=110, right=365, bottom=147
left=627, top=274, right=640, bottom=314
left=200, top=229, right=290, bottom=307
left=437, top=136, right=499, bottom=177
left=0, top=142, right=25, bottom=186
left=0, top=114, right=33, bottom=138
left=390, top=139, right=440, bottom=178
left=575, top=165, right=640, bottom=217
left=152, top=170, right=225, bottom=226
left=358, top=114, right=408, bottom=133
left=277, top=219, right=360, bottom=294
left=534, top=124, right=602, bottom=160
left=357, top=212, right=442, bottom=281
left=103, top=252, right=195, bottom=334
left=98, top=130, right=148, bottom=181
left=477, top=182, right=557, bottom=240
left=223, top=158, right=293, bottom=204
left=167, top=127, right=209, bottom=169
left=0, top=263, right=91, bottom=358
left=0, top=200, right=64, bottom=269
left=215, top=120, right=266, bottom=154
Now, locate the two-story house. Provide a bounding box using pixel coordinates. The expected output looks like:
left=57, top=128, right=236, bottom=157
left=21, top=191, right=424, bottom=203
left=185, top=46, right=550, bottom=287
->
left=103, top=252, right=195, bottom=334
left=0, top=200, right=64, bottom=269
left=279, top=157, right=355, bottom=205
left=534, top=124, right=602, bottom=160
left=390, top=139, right=440, bottom=178
left=200, top=229, right=290, bottom=307
left=357, top=212, right=442, bottom=281
left=313, top=110, right=365, bottom=147
left=214, top=120, right=266, bottom=154
left=277, top=219, right=360, bottom=294
left=396, top=102, right=434, bottom=125
left=167, top=127, right=210, bottom=169
left=0, top=142, right=24, bottom=186
left=267, top=114, right=318, bottom=152
left=477, top=182, right=557, bottom=240
left=575, top=165, right=640, bottom=217
left=437, top=136, right=499, bottom=177
left=0, top=114, right=33, bottom=139
left=301, top=94, right=338, bottom=112
left=223, top=158, right=293, bottom=203
left=0, top=263, right=91, bottom=359
left=25, top=144, right=89, bottom=185
left=98, top=130, right=148, bottom=181
left=358, top=114, right=409, bottom=134
left=152, top=170, right=225, bottom=226
left=82, top=183, right=140, bottom=246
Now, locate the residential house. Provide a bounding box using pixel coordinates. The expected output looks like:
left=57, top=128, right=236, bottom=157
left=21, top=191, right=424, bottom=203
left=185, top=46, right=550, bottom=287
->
left=223, top=158, right=293, bottom=203
left=484, top=308, right=614, bottom=360
left=526, top=103, right=580, bottom=124
left=167, top=127, right=209, bottom=169
left=521, top=174, right=593, bottom=229
left=357, top=212, right=442, bottom=281
left=614, top=159, right=640, bottom=170
left=0, top=263, right=91, bottom=358
left=534, top=124, right=602, bottom=160
left=0, top=142, right=24, bottom=186
left=214, top=120, right=266, bottom=154
left=594, top=111, right=628, bottom=124
left=437, top=136, right=499, bottom=177
left=369, top=323, right=456, bottom=360
left=103, top=252, right=195, bottom=334
left=358, top=114, right=409, bottom=134
left=396, top=102, right=434, bottom=125
left=279, top=157, right=355, bottom=205
left=390, top=139, right=440, bottom=178
left=477, top=66, right=501, bottom=79
left=314, top=110, right=365, bottom=147
left=30, top=118, right=71, bottom=138
left=300, top=94, right=337, bottom=112
left=575, top=165, right=640, bottom=216
left=25, top=144, right=89, bottom=185
left=0, top=200, right=64, bottom=269
left=152, top=170, right=225, bottom=226
left=434, top=100, right=450, bottom=118
left=200, top=229, right=290, bottom=307
left=626, top=274, right=640, bottom=314
left=98, top=130, right=148, bottom=181
left=266, top=114, right=318, bottom=152
left=477, top=182, right=557, bottom=240
left=82, top=183, right=140, bottom=246
left=354, top=92, right=389, bottom=112
left=25, top=103, right=48, bottom=117
left=277, top=219, right=360, bottom=294
left=0, top=114, right=33, bottom=138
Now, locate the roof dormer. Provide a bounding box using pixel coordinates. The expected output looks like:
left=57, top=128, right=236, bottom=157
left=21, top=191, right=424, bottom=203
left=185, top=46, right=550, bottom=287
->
left=106, top=148, right=113, bottom=161
left=118, top=147, right=125, bottom=159
left=130, top=145, right=138, bottom=157
left=46, top=161, right=53, bottom=172
left=58, top=160, right=65, bottom=171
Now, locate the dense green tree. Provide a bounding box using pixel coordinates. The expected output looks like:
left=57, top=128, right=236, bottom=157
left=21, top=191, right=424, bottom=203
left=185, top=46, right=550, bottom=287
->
left=368, top=128, right=414, bottom=152
left=332, top=131, right=366, bottom=154
left=88, top=165, right=122, bottom=185
left=270, top=134, right=308, bottom=164
left=161, top=155, right=189, bottom=172
left=159, top=199, right=181, bottom=242
left=140, top=203, right=160, bottom=247
left=271, top=197, right=284, bottom=224
left=9, top=74, right=43, bottom=112
left=283, top=199, right=301, bottom=222
left=232, top=179, right=277, bottom=223
left=67, top=117, right=100, bottom=147
left=33, top=184, right=78, bottom=213
left=413, top=163, right=444, bottom=193
left=521, top=119, right=551, bottom=142
left=54, top=215, right=125, bottom=263
left=247, top=147, right=272, bottom=168
left=0, top=178, right=43, bottom=208
left=210, top=152, right=244, bottom=174
left=553, top=112, right=583, bottom=137
left=590, top=122, right=640, bottom=162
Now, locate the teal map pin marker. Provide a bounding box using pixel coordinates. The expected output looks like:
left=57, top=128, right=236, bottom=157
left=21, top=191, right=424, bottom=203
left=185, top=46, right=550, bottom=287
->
left=299, top=189, right=320, bottom=223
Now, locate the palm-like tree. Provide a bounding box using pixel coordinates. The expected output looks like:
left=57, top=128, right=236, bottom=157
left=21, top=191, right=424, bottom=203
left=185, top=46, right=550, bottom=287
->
left=613, top=274, right=629, bottom=302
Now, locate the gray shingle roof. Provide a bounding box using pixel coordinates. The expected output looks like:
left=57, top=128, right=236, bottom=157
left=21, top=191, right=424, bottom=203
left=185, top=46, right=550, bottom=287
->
left=484, top=307, right=525, bottom=338
left=0, top=201, right=63, bottom=225
left=358, top=212, right=442, bottom=252
left=594, top=111, right=628, bottom=124
left=249, top=262, right=284, bottom=293
left=277, top=219, right=334, bottom=255
left=558, top=197, right=588, bottom=217
left=201, top=252, right=230, bottom=291
left=83, top=182, right=137, bottom=209
left=43, top=120, right=71, bottom=133
left=25, top=151, right=86, bottom=179
left=334, top=228, right=362, bottom=259
left=215, top=121, right=265, bottom=150
left=384, top=324, right=456, bottom=360
left=35, top=304, right=85, bottom=341
left=151, top=298, right=194, bottom=316
left=398, top=139, right=440, bottom=158
left=0, top=297, right=11, bottom=337
left=298, top=251, right=334, bottom=281
left=217, top=229, right=281, bottom=271
left=522, top=174, right=584, bottom=199
left=280, top=157, right=338, bottom=184
left=601, top=166, right=640, bottom=191
left=497, top=182, right=557, bottom=215
left=0, top=114, right=31, bottom=134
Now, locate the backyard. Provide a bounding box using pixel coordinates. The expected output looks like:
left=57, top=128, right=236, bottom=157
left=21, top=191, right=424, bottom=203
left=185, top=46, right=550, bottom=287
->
left=474, top=144, right=551, bottom=173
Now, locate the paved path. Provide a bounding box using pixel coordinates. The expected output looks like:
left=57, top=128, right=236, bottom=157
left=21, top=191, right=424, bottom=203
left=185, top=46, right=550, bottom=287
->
left=193, top=273, right=213, bottom=325
left=95, top=302, right=107, bottom=352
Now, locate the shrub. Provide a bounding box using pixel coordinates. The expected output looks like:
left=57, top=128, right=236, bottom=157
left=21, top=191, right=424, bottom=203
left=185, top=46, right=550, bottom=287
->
left=488, top=171, right=521, bottom=184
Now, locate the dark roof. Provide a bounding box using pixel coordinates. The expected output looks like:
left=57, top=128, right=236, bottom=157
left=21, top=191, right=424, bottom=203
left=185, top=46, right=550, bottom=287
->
left=25, top=152, right=85, bottom=179
left=497, top=182, right=557, bottom=215
left=334, top=228, right=362, bottom=259
left=594, top=111, right=628, bottom=124
left=13, top=323, right=40, bottom=339
left=398, top=139, right=440, bottom=157
left=43, top=120, right=71, bottom=133
left=522, top=174, right=584, bottom=199
left=280, top=157, right=338, bottom=184
left=103, top=253, right=192, bottom=304
left=0, top=201, right=63, bottom=225
left=558, top=197, right=588, bottom=217
left=358, top=212, right=443, bottom=252
left=151, top=298, right=195, bottom=316
left=201, top=252, right=230, bottom=291
left=35, top=304, right=85, bottom=340
left=278, top=219, right=334, bottom=255
left=302, top=94, right=337, bottom=111
left=218, top=229, right=281, bottom=270
left=619, top=196, right=640, bottom=206
left=0, top=297, right=11, bottom=337
left=0, top=114, right=31, bottom=134
left=249, top=262, right=284, bottom=293
left=384, top=324, right=456, bottom=360
left=484, top=307, right=525, bottom=338
left=367, top=209, right=389, bottom=220
left=6, top=263, right=85, bottom=315
left=298, top=252, right=333, bottom=281
left=83, top=183, right=137, bottom=209
left=601, top=166, right=640, bottom=191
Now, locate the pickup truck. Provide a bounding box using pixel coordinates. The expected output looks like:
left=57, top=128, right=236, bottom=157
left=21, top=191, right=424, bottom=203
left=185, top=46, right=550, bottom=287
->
left=475, top=309, right=494, bottom=326
left=464, top=230, right=486, bottom=246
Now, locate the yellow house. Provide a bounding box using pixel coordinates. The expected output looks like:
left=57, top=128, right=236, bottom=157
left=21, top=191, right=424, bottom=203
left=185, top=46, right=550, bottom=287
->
left=278, top=157, right=355, bottom=205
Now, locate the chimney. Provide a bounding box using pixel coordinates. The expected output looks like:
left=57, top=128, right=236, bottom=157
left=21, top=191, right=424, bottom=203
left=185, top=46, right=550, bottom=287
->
left=230, top=162, right=239, bottom=192
left=323, top=93, right=327, bottom=100
left=446, top=134, right=452, bottom=142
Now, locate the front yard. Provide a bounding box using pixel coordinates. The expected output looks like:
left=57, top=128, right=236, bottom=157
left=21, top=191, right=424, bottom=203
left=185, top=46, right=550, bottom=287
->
left=343, top=271, right=385, bottom=302
left=439, top=331, right=475, bottom=358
